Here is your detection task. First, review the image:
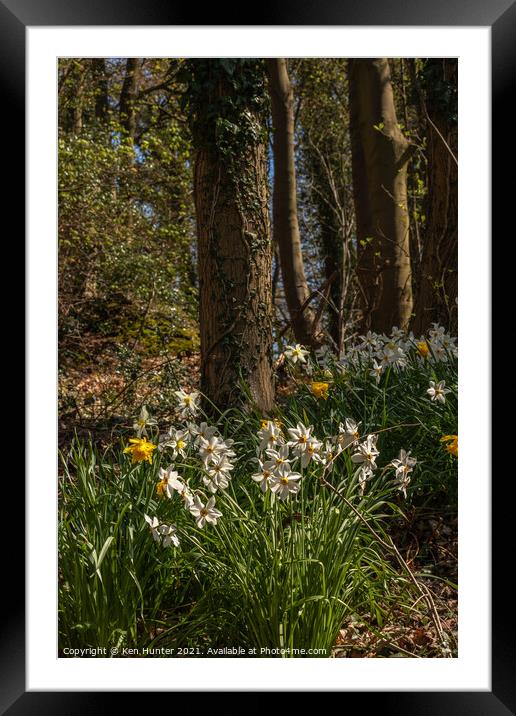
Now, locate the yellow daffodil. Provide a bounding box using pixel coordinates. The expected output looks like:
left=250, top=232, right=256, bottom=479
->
left=417, top=341, right=430, bottom=358
left=123, top=437, right=157, bottom=464
left=310, top=381, right=330, bottom=400
left=440, top=434, right=458, bottom=457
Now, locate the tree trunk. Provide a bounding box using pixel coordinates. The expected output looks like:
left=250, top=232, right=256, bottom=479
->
left=92, top=58, right=109, bottom=122
left=315, top=188, right=344, bottom=349
left=266, top=59, right=316, bottom=346
left=119, top=59, right=140, bottom=223
left=349, top=58, right=414, bottom=333
left=119, top=58, right=139, bottom=141
left=412, top=59, right=458, bottom=334
left=190, top=60, right=274, bottom=413
left=65, top=60, right=85, bottom=135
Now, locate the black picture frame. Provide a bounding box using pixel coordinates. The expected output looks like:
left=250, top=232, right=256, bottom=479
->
left=8, top=0, right=512, bottom=710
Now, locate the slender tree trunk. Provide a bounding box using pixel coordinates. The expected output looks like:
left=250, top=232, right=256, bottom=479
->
left=119, top=59, right=140, bottom=225
left=92, top=58, right=109, bottom=122
left=272, top=240, right=281, bottom=304
left=412, top=59, right=458, bottom=334
left=349, top=58, right=414, bottom=333
left=190, top=60, right=274, bottom=412
left=312, top=180, right=343, bottom=349
left=266, top=59, right=316, bottom=346
left=67, top=60, right=85, bottom=135
left=119, top=58, right=139, bottom=141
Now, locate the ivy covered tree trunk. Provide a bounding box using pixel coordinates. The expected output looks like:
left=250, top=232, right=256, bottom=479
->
left=412, top=59, right=458, bottom=334
left=186, top=60, right=274, bottom=412
left=266, top=59, right=316, bottom=346
left=349, top=58, right=414, bottom=332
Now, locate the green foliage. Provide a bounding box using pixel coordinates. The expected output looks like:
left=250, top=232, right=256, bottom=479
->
left=59, top=440, right=196, bottom=651
left=181, top=460, right=404, bottom=655
left=181, top=59, right=269, bottom=156
left=287, top=354, right=457, bottom=509
left=58, top=59, right=198, bottom=364
left=59, top=328, right=457, bottom=656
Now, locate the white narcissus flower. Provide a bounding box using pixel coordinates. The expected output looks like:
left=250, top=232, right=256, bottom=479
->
left=357, top=465, right=374, bottom=496
left=251, top=460, right=275, bottom=493
left=158, top=523, right=180, bottom=548
left=390, top=449, right=417, bottom=498
left=144, top=514, right=161, bottom=542
left=426, top=380, right=451, bottom=404
left=376, top=347, right=396, bottom=368
left=320, top=440, right=342, bottom=469
left=203, top=454, right=234, bottom=492
left=429, top=323, right=446, bottom=342
left=390, top=326, right=405, bottom=341
left=395, top=471, right=412, bottom=498
left=133, top=405, right=157, bottom=438
left=188, top=421, right=218, bottom=446
left=158, top=427, right=189, bottom=457
left=337, top=418, right=361, bottom=449
left=218, top=437, right=236, bottom=459
left=177, top=482, right=194, bottom=508
left=351, top=434, right=380, bottom=470
left=369, top=360, right=384, bottom=384
left=257, top=421, right=284, bottom=451
left=300, top=437, right=323, bottom=468
left=359, top=331, right=379, bottom=351
left=270, top=464, right=302, bottom=500
left=429, top=342, right=448, bottom=362
left=264, top=444, right=291, bottom=471
left=390, top=449, right=417, bottom=477
left=189, top=496, right=222, bottom=528
left=145, top=514, right=179, bottom=548
left=198, top=436, right=226, bottom=465
left=287, top=422, right=313, bottom=457
left=389, top=346, right=408, bottom=371
left=283, top=343, right=309, bottom=364
left=203, top=474, right=228, bottom=493
left=174, top=389, right=200, bottom=417
left=439, top=335, right=457, bottom=354
left=155, top=466, right=184, bottom=499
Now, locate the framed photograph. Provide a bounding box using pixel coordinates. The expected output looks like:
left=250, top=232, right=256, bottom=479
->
left=8, top=0, right=509, bottom=708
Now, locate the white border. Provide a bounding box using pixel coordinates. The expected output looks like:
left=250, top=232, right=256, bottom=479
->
left=27, top=27, right=490, bottom=691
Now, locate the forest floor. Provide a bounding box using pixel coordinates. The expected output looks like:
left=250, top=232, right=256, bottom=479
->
left=334, top=513, right=457, bottom=657
left=59, top=334, right=458, bottom=658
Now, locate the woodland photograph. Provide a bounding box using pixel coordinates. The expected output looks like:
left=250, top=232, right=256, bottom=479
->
left=58, top=57, right=458, bottom=659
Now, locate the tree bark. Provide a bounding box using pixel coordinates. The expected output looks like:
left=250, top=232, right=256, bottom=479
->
left=191, top=61, right=274, bottom=413
left=349, top=58, right=414, bottom=333
left=119, top=58, right=139, bottom=141
left=63, top=59, right=85, bottom=135
left=92, top=58, right=109, bottom=122
left=412, top=59, right=458, bottom=334
left=266, top=59, right=316, bottom=346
